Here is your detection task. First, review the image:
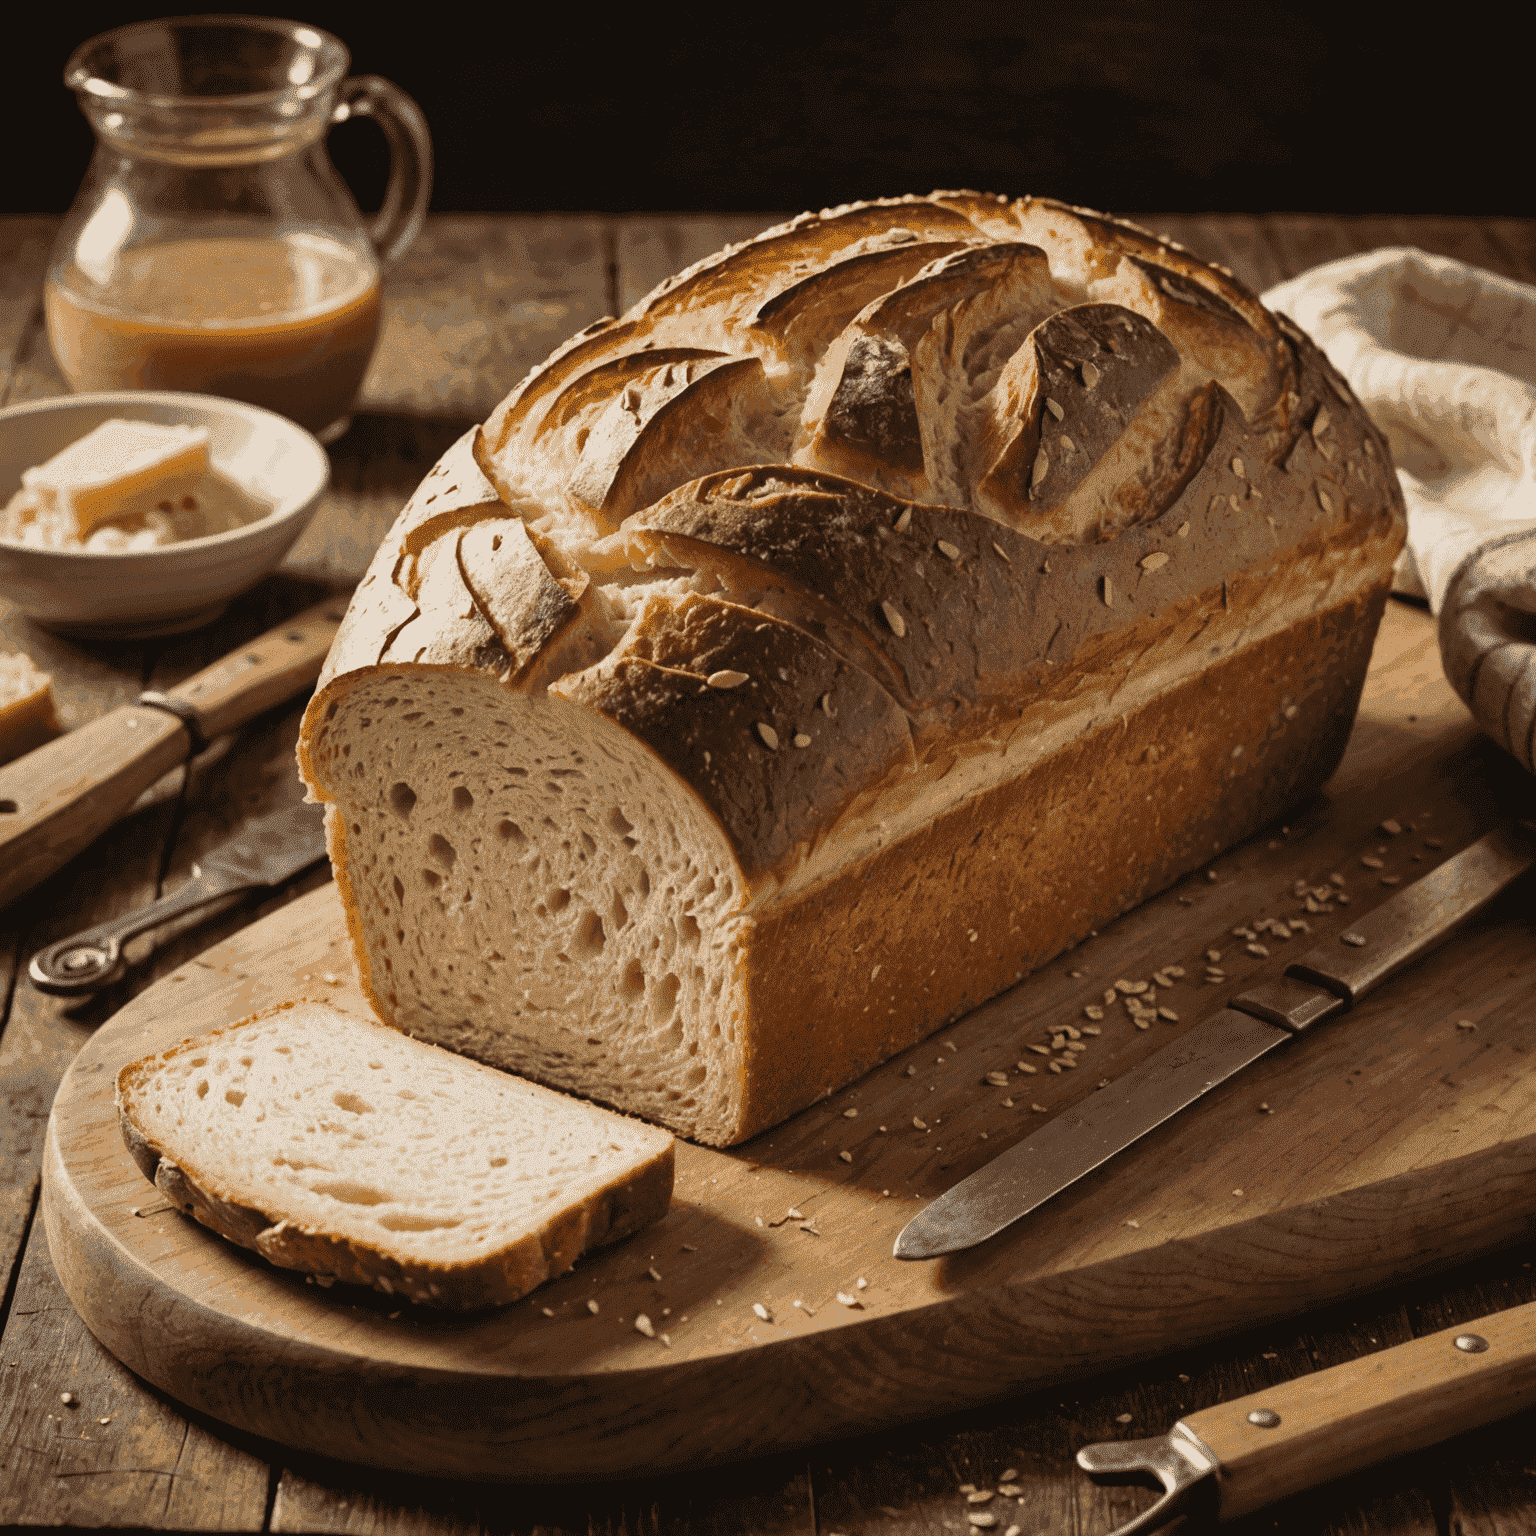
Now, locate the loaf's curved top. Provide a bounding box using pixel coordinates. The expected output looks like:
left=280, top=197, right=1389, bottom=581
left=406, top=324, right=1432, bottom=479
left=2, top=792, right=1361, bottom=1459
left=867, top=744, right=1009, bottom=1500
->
left=302, top=193, right=1406, bottom=894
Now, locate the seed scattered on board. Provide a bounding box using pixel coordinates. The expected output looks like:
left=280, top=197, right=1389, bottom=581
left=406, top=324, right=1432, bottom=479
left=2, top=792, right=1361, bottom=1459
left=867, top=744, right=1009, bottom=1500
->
left=1458, top=1019, right=1477, bottom=1030
left=753, top=1302, right=771, bottom=1322
left=586, top=1299, right=599, bottom=1314
left=60, top=1392, right=76, bottom=1406
left=634, top=1314, right=655, bottom=1337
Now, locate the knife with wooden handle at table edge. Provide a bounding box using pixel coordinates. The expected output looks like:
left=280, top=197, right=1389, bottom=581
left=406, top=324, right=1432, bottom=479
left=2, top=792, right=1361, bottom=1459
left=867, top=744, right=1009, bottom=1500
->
left=0, top=595, right=345, bottom=911
left=894, top=820, right=1536, bottom=1261
left=1077, top=1297, right=1536, bottom=1534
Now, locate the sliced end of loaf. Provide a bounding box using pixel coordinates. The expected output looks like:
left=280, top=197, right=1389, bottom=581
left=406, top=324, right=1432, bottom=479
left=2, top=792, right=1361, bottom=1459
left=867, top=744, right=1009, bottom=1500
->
left=301, top=673, right=755, bottom=1145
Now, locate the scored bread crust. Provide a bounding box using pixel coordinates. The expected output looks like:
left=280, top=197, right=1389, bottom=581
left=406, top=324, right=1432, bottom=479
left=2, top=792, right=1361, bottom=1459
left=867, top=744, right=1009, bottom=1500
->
left=115, top=1001, right=674, bottom=1310
left=298, top=192, right=1406, bottom=1147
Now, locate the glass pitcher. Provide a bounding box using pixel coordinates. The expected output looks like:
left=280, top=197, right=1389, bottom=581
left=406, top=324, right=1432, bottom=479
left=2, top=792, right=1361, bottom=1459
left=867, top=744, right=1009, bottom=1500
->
left=46, top=15, right=432, bottom=442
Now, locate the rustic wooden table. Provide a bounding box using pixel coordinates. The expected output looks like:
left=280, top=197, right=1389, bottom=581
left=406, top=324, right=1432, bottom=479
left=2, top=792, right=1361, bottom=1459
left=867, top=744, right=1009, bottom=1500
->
left=2, top=210, right=1535, bottom=1536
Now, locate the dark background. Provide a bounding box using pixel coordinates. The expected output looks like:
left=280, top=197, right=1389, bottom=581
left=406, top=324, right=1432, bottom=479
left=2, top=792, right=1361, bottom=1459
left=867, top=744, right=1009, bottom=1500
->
left=6, top=1, right=1527, bottom=219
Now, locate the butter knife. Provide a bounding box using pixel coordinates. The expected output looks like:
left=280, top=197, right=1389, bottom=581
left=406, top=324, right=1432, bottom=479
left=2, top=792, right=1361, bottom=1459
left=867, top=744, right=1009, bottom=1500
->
left=895, top=821, right=1536, bottom=1260
left=28, top=800, right=328, bottom=995
left=0, top=595, right=344, bottom=912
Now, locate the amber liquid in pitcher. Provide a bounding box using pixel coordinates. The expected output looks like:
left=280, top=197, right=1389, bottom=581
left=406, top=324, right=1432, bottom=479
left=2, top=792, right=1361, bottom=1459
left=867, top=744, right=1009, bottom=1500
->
left=46, top=233, right=381, bottom=437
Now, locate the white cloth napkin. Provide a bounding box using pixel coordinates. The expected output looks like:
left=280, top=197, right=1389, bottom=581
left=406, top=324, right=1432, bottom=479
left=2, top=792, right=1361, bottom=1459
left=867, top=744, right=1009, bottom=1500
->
left=1264, top=249, right=1536, bottom=774
left=1263, top=249, right=1536, bottom=613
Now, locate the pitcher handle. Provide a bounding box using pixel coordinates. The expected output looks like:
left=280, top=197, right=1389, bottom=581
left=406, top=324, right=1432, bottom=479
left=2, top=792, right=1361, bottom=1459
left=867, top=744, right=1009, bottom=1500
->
left=332, top=75, right=433, bottom=266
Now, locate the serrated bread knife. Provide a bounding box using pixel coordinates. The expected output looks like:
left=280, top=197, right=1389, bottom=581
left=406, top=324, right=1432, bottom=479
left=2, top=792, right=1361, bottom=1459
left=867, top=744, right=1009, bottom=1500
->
left=0, top=596, right=343, bottom=911
left=1075, top=1296, right=1536, bottom=1533
left=894, top=821, right=1536, bottom=1262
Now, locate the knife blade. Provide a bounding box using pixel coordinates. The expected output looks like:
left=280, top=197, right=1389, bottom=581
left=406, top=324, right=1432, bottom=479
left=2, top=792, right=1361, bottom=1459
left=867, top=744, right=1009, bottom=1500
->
left=28, top=799, right=329, bottom=995
left=895, top=821, right=1536, bottom=1260
left=1077, top=1296, right=1536, bottom=1534
left=0, top=595, right=344, bottom=912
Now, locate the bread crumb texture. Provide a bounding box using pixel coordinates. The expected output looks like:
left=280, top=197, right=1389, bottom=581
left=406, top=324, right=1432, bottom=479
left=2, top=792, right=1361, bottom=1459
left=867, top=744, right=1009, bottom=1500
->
left=116, top=1001, right=673, bottom=1309
left=299, top=192, right=1405, bottom=1146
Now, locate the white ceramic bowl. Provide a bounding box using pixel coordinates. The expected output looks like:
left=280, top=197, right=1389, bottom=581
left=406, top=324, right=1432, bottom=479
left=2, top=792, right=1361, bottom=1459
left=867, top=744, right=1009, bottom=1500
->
left=0, top=391, right=329, bottom=638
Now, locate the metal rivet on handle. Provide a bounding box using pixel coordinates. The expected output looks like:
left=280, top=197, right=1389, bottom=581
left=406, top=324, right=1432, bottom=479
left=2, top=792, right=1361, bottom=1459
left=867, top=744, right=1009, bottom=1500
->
left=1247, top=1408, right=1282, bottom=1428
left=1341, top=932, right=1367, bottom=947
left=1455, top=1333, right=1490, bottom=1353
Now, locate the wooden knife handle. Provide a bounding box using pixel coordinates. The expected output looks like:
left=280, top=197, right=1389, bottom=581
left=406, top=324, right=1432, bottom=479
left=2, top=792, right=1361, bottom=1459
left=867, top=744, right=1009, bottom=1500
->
left=1183, top=1301, right=1536, bottom=1519
left=166, top=595, right=347, bottom=739
left=0, top=596, right=345, bottom=911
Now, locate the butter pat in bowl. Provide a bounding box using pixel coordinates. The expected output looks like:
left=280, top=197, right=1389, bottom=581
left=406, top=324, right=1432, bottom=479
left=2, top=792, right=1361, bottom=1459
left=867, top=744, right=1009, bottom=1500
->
left=0, top=392, right=329, bottom=637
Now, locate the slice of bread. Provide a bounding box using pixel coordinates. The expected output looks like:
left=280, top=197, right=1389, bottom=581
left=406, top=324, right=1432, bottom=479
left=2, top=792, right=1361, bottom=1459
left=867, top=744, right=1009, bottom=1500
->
left=115, top=1000, right=675, bottom=1310
left=0, top=650, right=59, bottom=765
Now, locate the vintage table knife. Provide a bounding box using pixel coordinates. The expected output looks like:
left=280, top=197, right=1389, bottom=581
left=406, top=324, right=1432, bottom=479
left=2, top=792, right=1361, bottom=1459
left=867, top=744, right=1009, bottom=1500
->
left=28, top=800, right=328, bottom=995
left=1076, top=1297, right=1536, bottom=1533
left=0, top=596, right=343, bottom=911
left=895, top=821, right=1536, bottom=1260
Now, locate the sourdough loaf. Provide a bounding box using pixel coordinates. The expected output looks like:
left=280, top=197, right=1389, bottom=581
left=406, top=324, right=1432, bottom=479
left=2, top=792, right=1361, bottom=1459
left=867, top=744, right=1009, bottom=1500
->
left=116, top=1000, right=674, bottom=1309
left=299, top=193, right=1406, bottom=1146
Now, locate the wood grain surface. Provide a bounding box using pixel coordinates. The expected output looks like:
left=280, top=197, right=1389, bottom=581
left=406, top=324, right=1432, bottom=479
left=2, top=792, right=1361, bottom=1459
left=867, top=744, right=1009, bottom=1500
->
left=2, top=212, right=1536, bottom=1534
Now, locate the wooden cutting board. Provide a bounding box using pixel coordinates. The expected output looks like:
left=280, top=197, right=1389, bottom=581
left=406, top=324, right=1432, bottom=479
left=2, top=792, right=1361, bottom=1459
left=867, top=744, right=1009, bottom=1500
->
left=40, top=605, right=1536, bottom=1483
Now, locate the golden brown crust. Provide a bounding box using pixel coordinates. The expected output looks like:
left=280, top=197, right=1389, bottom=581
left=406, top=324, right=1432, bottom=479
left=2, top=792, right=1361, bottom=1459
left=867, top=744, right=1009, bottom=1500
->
left=553, top=593, right=914, bottom=874
left=731, top=578, right=1389, bottom=1139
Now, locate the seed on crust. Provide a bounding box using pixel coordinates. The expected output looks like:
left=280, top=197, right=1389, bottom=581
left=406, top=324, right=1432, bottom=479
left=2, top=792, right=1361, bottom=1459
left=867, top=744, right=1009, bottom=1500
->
left=1101, top=575, right=1114, bottom=607
left=1140, top=552, right=1170, bottom=572
left=634, top=1313, right=656, bottom=1337
left=1030, top=449, right=1050, bottom=495
left=1317, top=486, right=1333, bottom=512
left=756, top=722, right=780, bottom=750
left=1045, top=396, right=1064, bottom=419
left=937, top=540, right=961, bottom=561
left=793, top=732, right=811, bottom=748
left=1177, top=521, right=1191, bottom=537
left=893, top=506, right=913, bottom=534
left=1231, top=456, right=1246, bottom=478
left=821, top=692, right=835, bottom=717
left=880, top=600, right=907, bottom=638
left=1313, top=406, right=1332, bottom=437
left=707, top=669, right=749, bottom=689
left=1080, top=360, right=1101, bottom=388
